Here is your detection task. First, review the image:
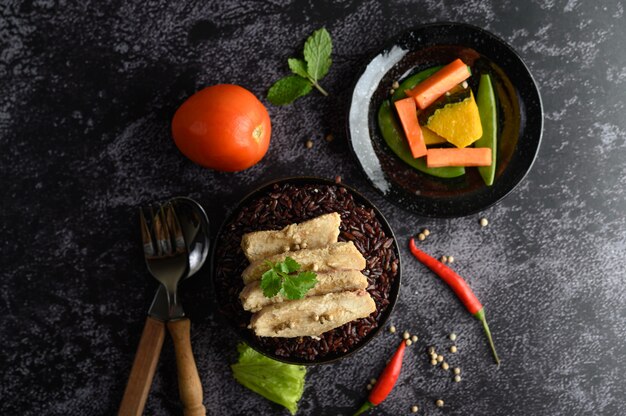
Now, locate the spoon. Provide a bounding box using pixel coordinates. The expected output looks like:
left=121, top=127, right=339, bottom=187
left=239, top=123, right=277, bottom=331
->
left=163, top=197, right=210, bottom=416
left=170, top=196, right=210, bottom=278
left=119, top=197, right=209, bottom=416
left=148, top=197, right=210, bottom=319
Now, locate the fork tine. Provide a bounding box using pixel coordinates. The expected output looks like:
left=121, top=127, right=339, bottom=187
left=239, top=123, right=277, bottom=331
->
left=154, top=206, right=172, bottom=256
left=164, top=203, right=186, bottom=254
left=139, top=208, right=155, bottom=258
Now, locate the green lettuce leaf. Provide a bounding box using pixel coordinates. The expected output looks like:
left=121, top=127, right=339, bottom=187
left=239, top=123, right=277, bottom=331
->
left=231, top=343, right=306, bottom=414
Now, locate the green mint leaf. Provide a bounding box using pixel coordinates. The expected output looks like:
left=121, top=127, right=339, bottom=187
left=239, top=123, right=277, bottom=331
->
left=282, top=272, right=318, bottom=300
left=267, top=75, right=313, bottom=105
left=293, top=271, right=318, bottom=290
left=282, top=276, right=305, bottom=300
left=277, top=261, right=290, bottom=274
left=261, top=258, right=317, bottom=299
left=283, top=257, right=301, bottom=273
left=260, top=269, right=282, bottom=298
left=303, top=28, right=332, bottom=81
left=288, top=58, right=309, bottom=79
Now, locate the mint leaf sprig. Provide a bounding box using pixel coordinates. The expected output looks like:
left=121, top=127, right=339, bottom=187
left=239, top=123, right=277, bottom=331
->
left=267, top=28, right=332, bottom=106
left=260, top=257, right=318, bottom=300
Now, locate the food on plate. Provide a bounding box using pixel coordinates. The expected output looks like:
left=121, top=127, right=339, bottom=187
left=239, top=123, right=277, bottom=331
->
left=231, top=343, right=305, bottom=415
left=391, top=66, right=441, bottom=102
left=378, top=100, right=466, bottom=178
left=353, top=340, right=408, bottom=415
left=258, top=257, right=318, bottom=301
left=426, top=148, right=491, bottom=168
left=240, top=269, right=369, bottom=312
left=249, top=290, right=376, bottom=338
left=241, top=212, right=341, bottom=262
left=408, top=238, right=500, bottom=365
left=171, top=84, right=271, bottom=172
left=378, top=58, right=500, bottom=185
left=393, top=98, right=426, bottom=158
left=213, top=182, right=399, bottom=361
left=423, top=90, right=483, bottom=148
left=242, top=213, right=374, bottom=338
left=422, top=127, right=447, bottom=145
left=475, top=74, right=498, bottom=185
left=405, top=58, right=472, bottom=109
left=242, top=241, right=366, bottom=285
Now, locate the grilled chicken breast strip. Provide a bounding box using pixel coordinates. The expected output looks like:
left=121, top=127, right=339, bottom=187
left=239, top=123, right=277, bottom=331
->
left=240, top=270, right=369, bottom=312
left=250, top=290, right=376, bottom=337
left=241, top=212, right=341, bottom=262
left=241, top=241, right=366, bottom=285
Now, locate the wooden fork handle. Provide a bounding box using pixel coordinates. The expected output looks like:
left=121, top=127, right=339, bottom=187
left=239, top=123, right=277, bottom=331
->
left=118, top=316, right=165, bottom=416
left=168, top=318, right=206, bottom=416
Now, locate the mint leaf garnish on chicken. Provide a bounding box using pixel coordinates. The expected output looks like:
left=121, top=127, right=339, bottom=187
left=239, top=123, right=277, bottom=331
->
left=259, top=257, right=318, bottom=300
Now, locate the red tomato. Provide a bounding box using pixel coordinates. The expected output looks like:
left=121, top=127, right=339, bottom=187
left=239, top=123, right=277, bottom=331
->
left=172, top=84, right=271, bottom=172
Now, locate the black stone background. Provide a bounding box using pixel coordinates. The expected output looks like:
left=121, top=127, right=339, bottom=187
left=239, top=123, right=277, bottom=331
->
left=1, top=1, right=625, bottom=415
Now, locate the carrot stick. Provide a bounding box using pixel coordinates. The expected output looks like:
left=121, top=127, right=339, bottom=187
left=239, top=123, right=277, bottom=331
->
left=405, top=59, right=471, bottom=109
left=393, top=98, right=426, bottom=158
left=426, top=148, right=491, bottom=168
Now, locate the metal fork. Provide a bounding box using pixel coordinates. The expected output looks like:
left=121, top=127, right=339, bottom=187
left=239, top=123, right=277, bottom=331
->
left=140, top=204, right=188, bottom=318
left=120, top=204, right=189, bottom=416
left=139, top=204, right=206, bottom=416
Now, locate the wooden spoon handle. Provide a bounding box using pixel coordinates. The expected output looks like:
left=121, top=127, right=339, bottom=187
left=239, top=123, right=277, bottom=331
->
left=119, top=316, right=165, bottom=416
left=168, top=318, right=206, bottom=416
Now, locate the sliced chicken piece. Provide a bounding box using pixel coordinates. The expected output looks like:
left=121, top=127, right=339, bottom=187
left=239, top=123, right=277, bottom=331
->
left=241, top=241, right=366, bottom=285
left=240, top=270, right=369, bottom=312
left=249, top=290, right=376, bottom=338
left=241, top=212, right=341, bottom=262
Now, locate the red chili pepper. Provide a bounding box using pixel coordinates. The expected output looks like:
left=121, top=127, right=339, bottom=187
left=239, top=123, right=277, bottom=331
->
left=353, top=340, right=407, bottom=415
left=409, top=238, right=500, bottom=365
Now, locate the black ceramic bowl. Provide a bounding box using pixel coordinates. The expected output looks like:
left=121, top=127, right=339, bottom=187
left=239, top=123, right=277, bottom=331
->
left=211, top=177, right=401, bottom=365
left=347, top=22, right=543, bottom=218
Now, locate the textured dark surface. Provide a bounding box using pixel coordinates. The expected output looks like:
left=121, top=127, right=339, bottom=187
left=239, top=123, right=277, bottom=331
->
left=1, top=1, right=625, bottom=415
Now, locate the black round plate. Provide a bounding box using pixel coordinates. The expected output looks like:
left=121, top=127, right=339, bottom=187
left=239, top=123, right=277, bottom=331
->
left=347, top=22, right=543, bottom=218
left=210, top=177, right=402, bottom=365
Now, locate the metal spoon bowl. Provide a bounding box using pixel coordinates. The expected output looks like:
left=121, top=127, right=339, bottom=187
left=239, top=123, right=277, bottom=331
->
left=149, top=197, right=210, bottom=319
left=168, top=197, right=210, bottom=278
